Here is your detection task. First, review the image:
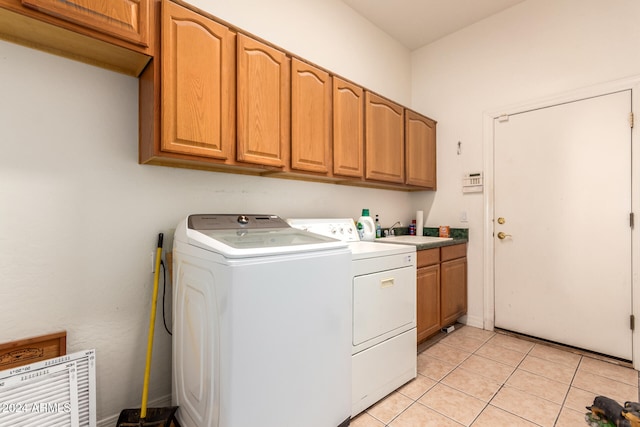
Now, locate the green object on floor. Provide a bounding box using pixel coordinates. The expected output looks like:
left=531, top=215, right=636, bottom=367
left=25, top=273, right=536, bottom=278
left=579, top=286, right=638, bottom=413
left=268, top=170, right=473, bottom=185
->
left=585, top=411, right=616, bottom=427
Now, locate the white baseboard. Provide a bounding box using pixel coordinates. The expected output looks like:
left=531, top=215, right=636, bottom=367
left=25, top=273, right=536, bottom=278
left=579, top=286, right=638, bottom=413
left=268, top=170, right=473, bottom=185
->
left=459, top=314, right=485, bottom=330
left=97, top=394, right=172, bottom=427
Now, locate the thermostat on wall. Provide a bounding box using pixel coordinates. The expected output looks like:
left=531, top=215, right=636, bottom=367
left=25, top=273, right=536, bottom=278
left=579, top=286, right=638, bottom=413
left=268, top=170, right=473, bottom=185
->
left=462, top=172, right=483, bottom=193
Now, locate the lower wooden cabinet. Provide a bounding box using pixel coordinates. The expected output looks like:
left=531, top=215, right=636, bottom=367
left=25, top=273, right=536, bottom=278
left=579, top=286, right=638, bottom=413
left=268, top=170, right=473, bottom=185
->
left=416, top=243, right=467, bottom=344
left=417, top=262, right=440, bottom=343
left=441, top=257, right=468, bottom=327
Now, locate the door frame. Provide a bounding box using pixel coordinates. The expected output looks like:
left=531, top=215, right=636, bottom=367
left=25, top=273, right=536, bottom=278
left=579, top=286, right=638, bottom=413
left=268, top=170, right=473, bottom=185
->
left=482, top=76, right=640, bottom=368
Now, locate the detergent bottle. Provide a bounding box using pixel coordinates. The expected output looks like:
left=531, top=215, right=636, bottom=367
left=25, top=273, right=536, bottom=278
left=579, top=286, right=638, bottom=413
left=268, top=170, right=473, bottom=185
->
left=357, top=209, right=375, bottom=241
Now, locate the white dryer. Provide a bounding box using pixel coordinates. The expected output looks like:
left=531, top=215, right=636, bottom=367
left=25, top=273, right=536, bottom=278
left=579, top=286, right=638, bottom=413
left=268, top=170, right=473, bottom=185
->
left=287, top=218, right=417, bottom=417
left=172, top=214, right=352, bottom=427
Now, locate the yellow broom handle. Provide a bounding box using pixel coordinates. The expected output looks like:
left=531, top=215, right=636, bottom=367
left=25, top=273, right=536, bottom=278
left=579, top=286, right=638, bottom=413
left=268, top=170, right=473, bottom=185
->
left=141, top=233, right=163, bottom=419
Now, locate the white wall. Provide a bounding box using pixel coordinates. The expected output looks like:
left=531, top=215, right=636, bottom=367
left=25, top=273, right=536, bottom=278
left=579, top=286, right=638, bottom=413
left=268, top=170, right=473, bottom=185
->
left=411, top=0, right=640, bottom=327
left=0, top=1, right=413, bottom=423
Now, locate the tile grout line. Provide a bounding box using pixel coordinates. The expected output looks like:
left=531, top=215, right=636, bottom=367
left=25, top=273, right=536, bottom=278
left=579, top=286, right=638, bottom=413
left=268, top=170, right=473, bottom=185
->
left=458, top=332, right=587, bottom=426
left=389, top=339, right=478, bottom=426
left=473, top=333, right=592, bottom=426
left=432, top=340, right=485, bottom=427
left=475, top=335, right=543, bottom=426
left=364, top=326, right=639, bottom=427
left=452, top=330, right=501, bottom=425
left=418, top=329, right=523, bottom=426
left=388, top=328, right=497, bottom=426
left=444, top=328, right=637, bottom=426
left=552, top=354, right=583, bottom=427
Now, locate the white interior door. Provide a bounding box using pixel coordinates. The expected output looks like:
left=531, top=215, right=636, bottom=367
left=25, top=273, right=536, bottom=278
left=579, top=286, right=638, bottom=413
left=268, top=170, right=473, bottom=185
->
left=494, top=90, right=632, bottom=360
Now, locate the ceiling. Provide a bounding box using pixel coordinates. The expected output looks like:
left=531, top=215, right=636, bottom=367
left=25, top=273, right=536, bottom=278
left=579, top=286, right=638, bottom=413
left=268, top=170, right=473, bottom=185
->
left=342, top=0, right=526, bottom=50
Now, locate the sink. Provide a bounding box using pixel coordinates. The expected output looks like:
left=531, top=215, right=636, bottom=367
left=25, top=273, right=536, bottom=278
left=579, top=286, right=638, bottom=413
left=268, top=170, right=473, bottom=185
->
left=381, top=235, right=453, bottom=244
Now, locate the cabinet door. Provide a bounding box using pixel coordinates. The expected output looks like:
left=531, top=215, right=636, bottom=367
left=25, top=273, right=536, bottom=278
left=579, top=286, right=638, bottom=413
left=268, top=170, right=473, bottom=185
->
left=237, top=33, right=290, bottom=168
left=440, top=257, right=467, bottom=327
left=22, top=0, right=149, bottom=47
left=417, top=264, right=440, bottom=343
left=333, top=77, right=364, bottom=177
left=405, top=110, right=436, bottom=188
left=161, top=1, right=235, bottom=161
left=291, top=58, right=331, bottom=173
left=365, top=92, right=404, bottom=183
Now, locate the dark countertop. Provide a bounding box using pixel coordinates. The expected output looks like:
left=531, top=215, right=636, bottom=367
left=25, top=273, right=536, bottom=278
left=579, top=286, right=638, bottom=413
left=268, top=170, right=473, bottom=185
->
left=377, top=227, right=469, bottom=251
left=416, top=238, right=467, bottom=251
left=376, top=237, right=468, bottom=251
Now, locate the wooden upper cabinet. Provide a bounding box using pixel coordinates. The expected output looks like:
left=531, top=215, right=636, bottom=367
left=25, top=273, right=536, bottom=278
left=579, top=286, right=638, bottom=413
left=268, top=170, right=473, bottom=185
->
left=365, top=92, right=404, bottom=183
left=0, top=0, right=151, bottom=75
left=405, top=110, right=437, bottom=189
left=22, top=0, right=150, bottom=47
left=237, top=33, right=290, bottom=168
left=333, top=77, right=364, bottom=178
left=291, top=58, right=331, bottom=173
left=161, top=0, right=236, bottom=161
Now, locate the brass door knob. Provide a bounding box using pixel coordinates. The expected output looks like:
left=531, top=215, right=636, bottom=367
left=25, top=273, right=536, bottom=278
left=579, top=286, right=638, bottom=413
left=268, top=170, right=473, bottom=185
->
left=497, top=232, right=512, bottom=240
left=497, top=217, right=506, bottom=224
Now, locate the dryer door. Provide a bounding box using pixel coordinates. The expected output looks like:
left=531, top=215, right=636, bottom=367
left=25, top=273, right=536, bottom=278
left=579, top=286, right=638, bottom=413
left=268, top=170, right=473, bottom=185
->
left=353, top=265, right=415, bottom=348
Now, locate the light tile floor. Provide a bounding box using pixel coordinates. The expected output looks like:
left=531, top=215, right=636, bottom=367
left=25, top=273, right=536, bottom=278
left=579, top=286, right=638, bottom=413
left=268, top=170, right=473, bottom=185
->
left=351, top=325, right=639, bottom=427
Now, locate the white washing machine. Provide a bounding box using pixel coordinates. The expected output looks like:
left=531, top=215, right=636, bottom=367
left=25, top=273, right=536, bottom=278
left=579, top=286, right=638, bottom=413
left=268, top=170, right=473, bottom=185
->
left=287, top=218, right=417, bottom=417
left=172, top=214, right=352, bottom=427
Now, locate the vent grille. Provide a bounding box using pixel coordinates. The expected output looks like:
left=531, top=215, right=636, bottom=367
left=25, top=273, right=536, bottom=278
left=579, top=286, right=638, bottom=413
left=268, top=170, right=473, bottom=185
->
left=0, top=349, right=95, bottom=427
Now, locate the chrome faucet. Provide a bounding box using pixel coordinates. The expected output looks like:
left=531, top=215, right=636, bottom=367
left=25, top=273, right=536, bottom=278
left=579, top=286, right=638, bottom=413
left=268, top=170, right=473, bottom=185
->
left=387, top=221, right=401, bottom=236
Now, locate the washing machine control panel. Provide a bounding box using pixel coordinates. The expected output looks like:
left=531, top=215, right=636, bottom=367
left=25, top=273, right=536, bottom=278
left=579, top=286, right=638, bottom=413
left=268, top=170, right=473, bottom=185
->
left=189, top=214, right=287, bottom=230
left=286, top=218, right=360, bottom=242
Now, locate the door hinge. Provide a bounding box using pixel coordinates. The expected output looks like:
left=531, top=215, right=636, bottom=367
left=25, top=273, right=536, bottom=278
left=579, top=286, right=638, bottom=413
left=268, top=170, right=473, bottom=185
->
left=631, top=315, right=635, bottom=331
left=631, top=212, right=635, bottom=228
left=630, top=112, right=634, bottom=128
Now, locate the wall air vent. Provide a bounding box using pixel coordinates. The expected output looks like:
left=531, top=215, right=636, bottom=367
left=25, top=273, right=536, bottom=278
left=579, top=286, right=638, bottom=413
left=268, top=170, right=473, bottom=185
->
left=0, top=349, right=96, bottom=427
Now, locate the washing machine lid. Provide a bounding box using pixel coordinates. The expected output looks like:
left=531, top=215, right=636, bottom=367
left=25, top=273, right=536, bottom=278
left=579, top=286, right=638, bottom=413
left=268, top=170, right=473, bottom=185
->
left=182, top=214, right=347, bottom=257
